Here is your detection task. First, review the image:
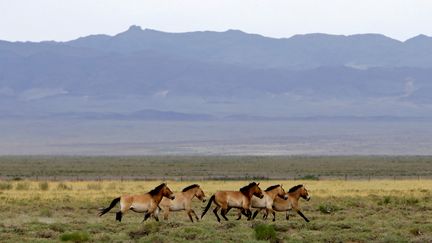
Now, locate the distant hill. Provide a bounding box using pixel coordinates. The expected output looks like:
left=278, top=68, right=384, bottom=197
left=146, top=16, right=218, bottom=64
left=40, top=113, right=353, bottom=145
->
left=1, top=26, right=432, bottom=119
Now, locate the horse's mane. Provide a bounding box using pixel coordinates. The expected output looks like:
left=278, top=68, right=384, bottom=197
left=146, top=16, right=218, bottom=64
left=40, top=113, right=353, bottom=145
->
left=240, top=182, right=257, bottom=195
left=288, top=184, right=303, bottom=193
left=182, top=184, right=199, bottom=192
left=149, top=183, right=166, bottom=196
left=265, top=184, right=280, bottom=192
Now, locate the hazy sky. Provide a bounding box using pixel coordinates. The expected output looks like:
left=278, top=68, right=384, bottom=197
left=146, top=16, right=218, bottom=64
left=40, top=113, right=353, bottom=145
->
left=1, top=0, right=430, bottom=42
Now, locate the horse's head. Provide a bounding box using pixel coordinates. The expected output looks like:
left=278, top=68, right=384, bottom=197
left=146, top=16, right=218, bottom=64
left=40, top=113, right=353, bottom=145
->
left=252, top=182, right=264, bottom=199
left=195, top=186, right=207, bottom=202
left=162, top=184, right=175, bottom=200
left=277, top=185, right=288, bottom=200
left=299, top=186, right=311, bottom=201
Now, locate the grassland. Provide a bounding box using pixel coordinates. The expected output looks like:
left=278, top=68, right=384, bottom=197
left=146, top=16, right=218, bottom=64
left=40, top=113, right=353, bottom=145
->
left=1, top=179, right=431, bottom=242
left=1, top=155, right=432, bottom=180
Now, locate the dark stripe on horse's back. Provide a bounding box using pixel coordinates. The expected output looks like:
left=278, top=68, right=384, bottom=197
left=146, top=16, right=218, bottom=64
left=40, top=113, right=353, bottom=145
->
left=149, top=183, right=166, bottom=196
left=288, top=184, right=303, bottom=193
left=182, top=184, right=199, bottom=192
left=265, top=184, right=280, bottom=192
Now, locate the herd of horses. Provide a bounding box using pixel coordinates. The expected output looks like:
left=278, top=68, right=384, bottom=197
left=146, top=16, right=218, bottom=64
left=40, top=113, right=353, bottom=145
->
left=99, top=182, right=311, bottom=223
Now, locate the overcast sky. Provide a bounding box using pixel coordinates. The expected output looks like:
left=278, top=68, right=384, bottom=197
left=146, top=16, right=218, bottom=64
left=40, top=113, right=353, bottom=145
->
left=1, top=0, right=430, bottom=42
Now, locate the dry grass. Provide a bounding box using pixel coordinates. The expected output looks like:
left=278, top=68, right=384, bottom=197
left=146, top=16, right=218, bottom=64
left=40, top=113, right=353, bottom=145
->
left=1, top=179, right=431, bottom=242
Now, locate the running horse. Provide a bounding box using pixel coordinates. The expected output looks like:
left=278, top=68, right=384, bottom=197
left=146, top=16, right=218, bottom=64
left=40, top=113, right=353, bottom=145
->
left=201, top=182, right=264, bottom=222
left=98, top=183, right=175, bottom=222
left=261, top=184, right=311, bottom=222
left=157, top=184, right=206, bottom=222
left=234, top=184, right=288, bottom=221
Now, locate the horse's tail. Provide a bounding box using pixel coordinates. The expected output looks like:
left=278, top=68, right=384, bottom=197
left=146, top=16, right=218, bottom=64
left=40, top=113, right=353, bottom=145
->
left=99, top=197, right=120, bottom=216
left=201, top=195, right=215, bottom=219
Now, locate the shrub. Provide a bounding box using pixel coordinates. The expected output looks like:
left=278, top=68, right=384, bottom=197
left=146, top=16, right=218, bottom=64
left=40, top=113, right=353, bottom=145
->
left=254, top=224, right=276, bottom=241
left=38, top=181, right=49, bottom=191
left=403, top=197, right=419, bottom=205
left=49, top=223, right=67, bottom=233
left=0, top=182, right=13, bottom=190
left=57, top=183, right=72, bottom=190
left=60, top=231, right=89, bottom=242
left=318, top=203, right=340, bottom=214
left=15, top=182, right=30, bottom=190
left=86, top=183, right=102, bottom=190
left=39, top=208, right=53, bottom=217
left=378, top=196, right=392, bottom=205
left=298, top=174, right=319, bottom=180
left=129, top=222, right=160, bottom=239
left=409, top=228, right=422, bottom=236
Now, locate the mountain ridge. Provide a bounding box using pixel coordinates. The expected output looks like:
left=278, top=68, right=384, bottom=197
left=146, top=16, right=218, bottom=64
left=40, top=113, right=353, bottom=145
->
left=1, top=26, right=432, bottom=118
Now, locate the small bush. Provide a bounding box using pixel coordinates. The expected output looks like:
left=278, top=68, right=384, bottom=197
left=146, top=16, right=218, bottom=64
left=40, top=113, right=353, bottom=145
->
left=57, top=183, right=72, bottom=190
left=409, top=228, right=422, bottom=236
left=16, top=182, right=30, bottom=190
left=318, top=203, right=339, bottom=214
left=254, top=224, right=276, bottom=241
left=60, top=231, right=89, bottom=242
left=298, top=174, right=319, bottom=180
left=378, top=196, right=392, bottom=205
left=403, top=197, right=419, bottom=205
left=49, top=223, right=67, bottom=233
left=37, top=230, right=55, bottom=239
left=129, top=222, right=160, bottom=239
left=39, top=208, right=53, bottom=217
left=86, top=183, right=102, bottom=190
left=107, top=182, right=117, bottom=190
left=38, top=181, right=49, bottom=191
left=0, top=182, right=13, bottom=190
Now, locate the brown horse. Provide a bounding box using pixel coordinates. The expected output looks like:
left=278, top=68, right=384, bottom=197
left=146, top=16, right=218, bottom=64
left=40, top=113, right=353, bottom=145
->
left=201, top=182, right=264, bottom=222
left=98, top=183, right=175, bottom=222
left=157, top=184, right=206, bottom=222
left=263, top=184, right=311, bottom=222
left=234, top=184, right=288, bottom=221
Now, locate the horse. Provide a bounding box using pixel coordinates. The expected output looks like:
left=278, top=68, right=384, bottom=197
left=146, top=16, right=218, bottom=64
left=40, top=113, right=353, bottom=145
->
left=234, top=184, right=288, bottom=221
left=201, top=182, right=264, bottom=222
left=98, top=183, right=175, bottom=222
left=263, top=184, right=311, bottom=222
left=157, top=184, right=206, bottom=222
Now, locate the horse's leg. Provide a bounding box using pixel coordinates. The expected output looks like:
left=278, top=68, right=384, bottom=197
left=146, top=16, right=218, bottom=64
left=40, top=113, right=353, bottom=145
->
left=225, top=207, right=232, bottom=214
left=190, top=209, right=199, bottom=221
left=213, top=206, right=221, bottom=222
left=272, top=210, right=276, bottom=222
left=285, top=211, right=289, bottom=220
left=262, top=209, right=268, bottom=220
left=116, top=211, right=123, bottom=222
left=142, top=211, right=151, bottom=222
left=236, top=209, right=242, bottom=220
left=163, top=209, right=170, bottom=220
left=152, top=207, right=160, bottom=221
left=117, top=201, right=130, bottom=222
left=220, top=208, right=229, bottom=221
left=247, top=209, right=253, bottom=221
left=240, top=209, right=248, bottom=217
left=153, top=213, right=159, bottom=222
left=297, top=210, right=310, bottom=222
left=252, top=209, right=260, bottom=219
left=187, top=210, right=194, bottom=222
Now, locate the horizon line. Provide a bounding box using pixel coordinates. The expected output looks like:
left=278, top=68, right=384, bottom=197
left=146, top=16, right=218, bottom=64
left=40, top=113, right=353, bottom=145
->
left=1, top=25, right=430, bottom=43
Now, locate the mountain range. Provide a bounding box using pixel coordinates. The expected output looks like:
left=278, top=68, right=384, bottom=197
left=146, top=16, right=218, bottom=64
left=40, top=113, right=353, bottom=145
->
left=1, top=25, right=432, bottom=119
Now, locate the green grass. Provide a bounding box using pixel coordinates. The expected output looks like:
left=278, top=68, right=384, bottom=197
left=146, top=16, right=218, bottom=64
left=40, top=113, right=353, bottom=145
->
left=38, top=181, right=49, bottom=191
left=60, top=231, right=90, bottom=242
left=0, top=180, right=431, bottom=242
left=1, top=155, right=432, bottom=180
left=254, top=223, right=277, bottom=241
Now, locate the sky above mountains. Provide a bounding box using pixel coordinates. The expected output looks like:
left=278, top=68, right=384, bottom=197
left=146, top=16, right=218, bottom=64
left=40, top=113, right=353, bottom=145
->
left=1, top=0, right=431, bottom=42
